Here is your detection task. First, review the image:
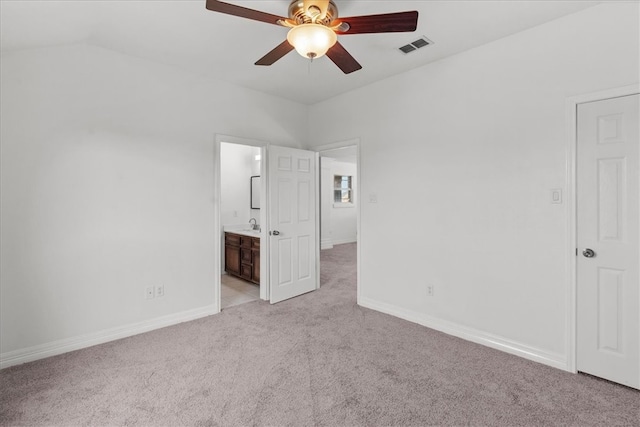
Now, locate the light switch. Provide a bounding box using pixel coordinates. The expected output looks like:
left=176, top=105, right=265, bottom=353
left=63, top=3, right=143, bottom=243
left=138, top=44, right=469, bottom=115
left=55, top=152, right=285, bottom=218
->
left=369, top=193, right=378, bottom=203
left=551, top=189, right=562, bottom=204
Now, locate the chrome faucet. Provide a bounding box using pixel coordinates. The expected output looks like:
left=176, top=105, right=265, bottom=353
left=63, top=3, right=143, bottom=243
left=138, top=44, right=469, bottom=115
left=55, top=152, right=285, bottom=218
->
left=249, top=218, right=258, bottom=230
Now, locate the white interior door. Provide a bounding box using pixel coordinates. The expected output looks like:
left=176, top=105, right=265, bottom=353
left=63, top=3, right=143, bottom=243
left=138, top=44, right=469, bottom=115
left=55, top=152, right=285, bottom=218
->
left=577, top=93, right=639, bottom=389
left=268, top=145, right=318, bottom=304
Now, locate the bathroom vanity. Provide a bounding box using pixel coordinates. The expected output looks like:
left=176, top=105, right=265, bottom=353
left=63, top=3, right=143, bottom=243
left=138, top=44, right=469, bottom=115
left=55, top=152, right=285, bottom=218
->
left=224, top=231, right=260, bottom=284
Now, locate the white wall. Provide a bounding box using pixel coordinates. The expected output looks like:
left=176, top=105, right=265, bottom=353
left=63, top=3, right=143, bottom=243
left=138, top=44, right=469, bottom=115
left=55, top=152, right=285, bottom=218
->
left=307, top=3, right=639, bottom=368
left=0, top=43, right=307, bottom=362
left=321, top=159, right=357, bottom=247
left=250, top=149, right=261, bottom=221
left=220, top=143, right=260, bottom=228
left=320, top=157, right=334, bottom=249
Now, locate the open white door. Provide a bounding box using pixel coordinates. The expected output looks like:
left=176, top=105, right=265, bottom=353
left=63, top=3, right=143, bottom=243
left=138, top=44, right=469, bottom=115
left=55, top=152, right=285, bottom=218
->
left=577, top=94, right=639, bottom=389
left=268, top=145, right=318, bottom=304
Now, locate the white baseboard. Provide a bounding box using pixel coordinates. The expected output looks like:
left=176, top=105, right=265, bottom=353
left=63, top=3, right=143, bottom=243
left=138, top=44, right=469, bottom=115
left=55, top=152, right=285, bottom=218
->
left=358, top=296, right=568, bottom=372
left=321, top=237, right=356, bottom=250
left=321, top=238, right=334, bottom=250
left=0, top=304, right=219, bottom=370
left=331, top=237, right=356, bottom=246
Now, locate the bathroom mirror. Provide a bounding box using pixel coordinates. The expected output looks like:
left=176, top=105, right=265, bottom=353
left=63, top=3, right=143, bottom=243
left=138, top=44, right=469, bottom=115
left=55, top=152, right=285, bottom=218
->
left=250, top=175, right=261, bottom=209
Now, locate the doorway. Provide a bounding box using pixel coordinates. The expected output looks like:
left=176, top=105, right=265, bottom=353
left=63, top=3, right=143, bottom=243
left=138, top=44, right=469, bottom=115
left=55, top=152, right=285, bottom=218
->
left=217, top=137, right=267, bottom=309
left=570, top=87, right=639, bottom=389
left=213, top=135, right=269, bottom=310
left=317, top=140, right=360, bottom=300
left=215, top=136, right=322, bottom=310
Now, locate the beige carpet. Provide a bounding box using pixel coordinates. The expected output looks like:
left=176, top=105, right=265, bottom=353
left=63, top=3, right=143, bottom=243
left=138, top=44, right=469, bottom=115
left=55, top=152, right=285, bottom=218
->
left=1, top=243, right=638, bottom=426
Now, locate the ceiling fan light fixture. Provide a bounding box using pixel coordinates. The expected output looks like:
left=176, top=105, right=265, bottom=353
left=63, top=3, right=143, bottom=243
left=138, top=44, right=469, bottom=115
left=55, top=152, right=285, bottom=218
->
left=287, top=23, right=337, bottom=60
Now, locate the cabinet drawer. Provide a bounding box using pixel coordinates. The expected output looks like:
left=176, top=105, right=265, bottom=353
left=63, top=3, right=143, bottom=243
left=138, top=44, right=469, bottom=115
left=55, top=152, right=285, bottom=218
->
left=251, top=238, right=260, bottom=249
left=225, top=233, right=241, bottom=246
left=240, top=264, right=252, bottom=280
left=240, top=248, right=252, bottom=264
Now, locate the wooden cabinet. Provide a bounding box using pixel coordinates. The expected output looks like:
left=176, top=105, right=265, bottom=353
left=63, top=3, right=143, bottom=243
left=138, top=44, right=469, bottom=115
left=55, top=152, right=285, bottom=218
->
left=224, top=232, right=260, bottom=285
left=224, top=233, right=241, bottom=276
left=252, top=239, right=260, bottom=284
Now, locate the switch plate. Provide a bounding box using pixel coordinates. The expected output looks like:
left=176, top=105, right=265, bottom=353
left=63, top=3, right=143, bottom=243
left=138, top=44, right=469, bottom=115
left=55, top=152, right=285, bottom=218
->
left=369, top=193, right=378, bottom=203
left=551, top=189, right=562, bottom=204
left=155, top=285, right=164, bottom=298
left=145, top=287, right=154, bottom=300
left=427, top=285, right=434, bottom=297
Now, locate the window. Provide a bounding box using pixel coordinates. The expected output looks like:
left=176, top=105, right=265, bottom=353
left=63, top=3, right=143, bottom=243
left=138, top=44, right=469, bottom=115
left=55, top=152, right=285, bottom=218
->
left=334, top=175, right=353, bottom=204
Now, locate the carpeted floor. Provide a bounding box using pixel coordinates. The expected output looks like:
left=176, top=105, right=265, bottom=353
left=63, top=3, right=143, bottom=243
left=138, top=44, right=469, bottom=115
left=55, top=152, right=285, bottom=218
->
left=1, top=242, right=638, bottom=426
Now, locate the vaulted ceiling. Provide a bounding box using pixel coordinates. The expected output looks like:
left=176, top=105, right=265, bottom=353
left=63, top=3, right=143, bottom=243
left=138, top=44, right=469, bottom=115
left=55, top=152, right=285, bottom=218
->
left=0, top=0, right=600, bottom=104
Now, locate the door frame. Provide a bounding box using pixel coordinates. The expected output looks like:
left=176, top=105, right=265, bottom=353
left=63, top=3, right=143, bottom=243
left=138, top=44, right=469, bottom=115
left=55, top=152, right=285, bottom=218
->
left=313, top=138, right=361, bottom=304
left=565, top=83, right=640, bottom=373
left=214, top=134, right=270, bottom=311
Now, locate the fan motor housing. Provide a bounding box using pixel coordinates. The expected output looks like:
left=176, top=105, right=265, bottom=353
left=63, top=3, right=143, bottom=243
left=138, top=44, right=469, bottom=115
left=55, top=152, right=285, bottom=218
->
left=288, top=0, right=338, bottom=26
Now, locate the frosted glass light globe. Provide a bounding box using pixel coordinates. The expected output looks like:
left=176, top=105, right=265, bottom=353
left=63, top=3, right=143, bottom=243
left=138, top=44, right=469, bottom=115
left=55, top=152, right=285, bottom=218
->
left=287, top=24, right=338, bottom=59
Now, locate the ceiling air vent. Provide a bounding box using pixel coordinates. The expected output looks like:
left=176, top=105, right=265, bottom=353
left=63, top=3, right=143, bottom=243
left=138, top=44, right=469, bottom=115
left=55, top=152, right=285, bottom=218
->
left=399, top=36, right=433, bottom=54
left=399, top=44, right=417, bottom=54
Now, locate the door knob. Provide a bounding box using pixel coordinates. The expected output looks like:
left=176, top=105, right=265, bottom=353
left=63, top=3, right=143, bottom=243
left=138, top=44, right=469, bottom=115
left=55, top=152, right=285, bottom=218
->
left=582, top=248, right=596, bottom=258
left=271, top=230, right=280, bottom=236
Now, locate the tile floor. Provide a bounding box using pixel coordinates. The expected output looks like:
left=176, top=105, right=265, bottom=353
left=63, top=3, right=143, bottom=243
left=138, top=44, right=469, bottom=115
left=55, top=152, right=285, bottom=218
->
left=221, top=274, right=260, bottom=309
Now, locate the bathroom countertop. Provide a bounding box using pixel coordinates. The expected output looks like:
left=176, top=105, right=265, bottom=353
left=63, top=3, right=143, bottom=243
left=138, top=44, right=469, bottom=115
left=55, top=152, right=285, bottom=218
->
left=223, top=226, right=261, bottom=238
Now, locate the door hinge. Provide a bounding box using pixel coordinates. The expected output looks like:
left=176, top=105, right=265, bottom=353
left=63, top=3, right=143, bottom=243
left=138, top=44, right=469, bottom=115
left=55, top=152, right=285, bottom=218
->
left=576, top=248, right=578, bottom=256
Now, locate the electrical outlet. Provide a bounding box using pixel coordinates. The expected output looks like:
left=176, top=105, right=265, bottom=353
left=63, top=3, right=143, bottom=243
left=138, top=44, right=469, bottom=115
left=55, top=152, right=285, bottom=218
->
left=155, top=285, right=164, bottom=298
left=426, top=285, right=434, bottom=297
left=551, top=188, right=563, bottom=204
left=145, top=286, right=155, bottom=300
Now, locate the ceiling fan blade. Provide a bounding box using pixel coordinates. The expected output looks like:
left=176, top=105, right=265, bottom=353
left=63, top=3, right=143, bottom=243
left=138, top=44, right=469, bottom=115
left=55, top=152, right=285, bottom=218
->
left=205, top=0, right=287, bottom=26
left=304, top=0, right=330, bottom=20
left=334, top=11, right=418, bottom=35
left=326, top=42, right=362, bottom=74
left=255, top=40, right=294, bottom=66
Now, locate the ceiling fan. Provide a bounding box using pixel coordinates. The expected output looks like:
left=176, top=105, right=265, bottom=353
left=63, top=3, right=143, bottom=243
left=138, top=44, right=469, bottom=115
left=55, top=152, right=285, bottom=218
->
left=205, top=0, right=419, bottom=74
